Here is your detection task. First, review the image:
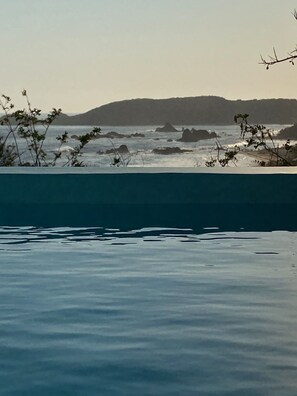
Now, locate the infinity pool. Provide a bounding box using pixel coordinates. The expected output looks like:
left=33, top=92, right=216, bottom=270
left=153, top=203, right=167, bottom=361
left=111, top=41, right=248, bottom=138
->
left=0, top=227, right=296, bottom=395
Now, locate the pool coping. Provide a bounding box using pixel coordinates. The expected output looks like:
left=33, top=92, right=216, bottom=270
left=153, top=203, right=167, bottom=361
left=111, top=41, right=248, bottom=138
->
left=0, top=166, right=297, bottom=174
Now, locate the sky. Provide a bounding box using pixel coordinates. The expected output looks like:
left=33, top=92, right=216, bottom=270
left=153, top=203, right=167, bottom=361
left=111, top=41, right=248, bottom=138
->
left=1, top=0, right=297, bottom=113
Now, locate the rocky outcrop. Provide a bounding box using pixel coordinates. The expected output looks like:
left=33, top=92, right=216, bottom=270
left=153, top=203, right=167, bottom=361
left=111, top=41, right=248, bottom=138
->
left=72, top=131, right=145, bottom=140
left=98, top=144, right=129, bottom=155
left=71, top=132, right=126, bottom=140
left=131, top=133, right=145, bottom=137
left=97, top=131, right=126, bottom=139
left=155, top=123, right=178, bottom=132
left=152, top=147, right=192, bottom=155
left=97, top=131, right=145, bottom=139
left=178, top=128, right=218, bottom=142
left=277, top=124, right=297, bottom=140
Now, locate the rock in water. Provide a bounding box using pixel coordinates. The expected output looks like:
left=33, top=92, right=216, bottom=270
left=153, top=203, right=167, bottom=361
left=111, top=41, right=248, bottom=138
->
left=131, top=133, right=145, bottom=137
left=114, top=144, right=130, bottom=155
left=178, top=128, right=218, bottom=142
left=97, top=144, right=130, bottom=155
left=152, top=147, right=192, bottom=155
left=95, top=131, right=145, bottom=139
left=95, top=131, right=126, bottom=139
left=155, top=123, right=178, bottom=132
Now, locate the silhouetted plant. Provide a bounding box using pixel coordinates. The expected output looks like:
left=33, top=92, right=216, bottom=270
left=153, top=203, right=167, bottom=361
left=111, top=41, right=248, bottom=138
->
left=109, top=140, right=131, bottom=167
left=0, top=91, right=100, bottom=166
left=235, top=114, right=295, bottom=166
left=205, top=139, right=239, bottom=167
left=206, top=115, right=296, bottom=167
left=206, top=9, right=297, bottom=168
left=261, top=10, right=297, bottom=68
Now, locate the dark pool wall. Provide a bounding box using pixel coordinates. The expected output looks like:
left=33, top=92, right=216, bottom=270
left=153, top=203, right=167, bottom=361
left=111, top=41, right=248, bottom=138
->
left=0, top=168, right=296, bottom=231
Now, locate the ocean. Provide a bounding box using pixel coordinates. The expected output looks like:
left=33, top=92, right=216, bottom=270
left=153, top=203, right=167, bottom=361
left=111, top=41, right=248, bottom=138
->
left=0, top=124, right=290, bottom=167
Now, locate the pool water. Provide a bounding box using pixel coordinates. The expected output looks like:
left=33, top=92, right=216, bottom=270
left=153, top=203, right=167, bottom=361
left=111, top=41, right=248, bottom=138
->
left=0, top=227, right=297, bottom=395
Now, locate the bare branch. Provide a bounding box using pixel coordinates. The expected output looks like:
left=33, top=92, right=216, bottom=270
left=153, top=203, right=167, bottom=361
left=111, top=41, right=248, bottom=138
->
left=260, top=50, right=297, bottom=68
left=260, top=10, right=297, bottom=68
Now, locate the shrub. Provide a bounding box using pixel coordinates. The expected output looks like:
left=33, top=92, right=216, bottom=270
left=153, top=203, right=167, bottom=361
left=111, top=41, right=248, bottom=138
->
left=0, top=91, right=100, bottom=166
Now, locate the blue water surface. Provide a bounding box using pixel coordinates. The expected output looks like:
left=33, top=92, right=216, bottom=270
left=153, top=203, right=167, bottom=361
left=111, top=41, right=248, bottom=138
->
left=0, top=227, right=296, bottom=396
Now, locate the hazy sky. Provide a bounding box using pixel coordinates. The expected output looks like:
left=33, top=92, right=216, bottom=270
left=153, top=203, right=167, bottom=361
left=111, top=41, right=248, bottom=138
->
left=1, top=0, right=297, bottom=112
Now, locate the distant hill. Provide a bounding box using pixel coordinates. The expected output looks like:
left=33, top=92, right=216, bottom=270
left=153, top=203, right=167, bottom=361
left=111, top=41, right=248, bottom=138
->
left=54, top=96, right=297, bottom=126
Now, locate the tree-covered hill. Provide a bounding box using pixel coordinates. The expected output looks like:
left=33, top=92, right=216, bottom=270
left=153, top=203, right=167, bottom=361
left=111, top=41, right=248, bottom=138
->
left=54, top=96, right=297, bottom=126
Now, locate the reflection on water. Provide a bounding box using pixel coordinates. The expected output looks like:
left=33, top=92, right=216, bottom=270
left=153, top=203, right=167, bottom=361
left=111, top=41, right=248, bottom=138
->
left=0, top=227, right=296, bottom=395
left=0, top=226, right=270, bottom=248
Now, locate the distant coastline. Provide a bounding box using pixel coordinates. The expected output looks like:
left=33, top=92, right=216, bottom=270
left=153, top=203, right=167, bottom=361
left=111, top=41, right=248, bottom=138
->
left=54, top=96, right=297, bottom=126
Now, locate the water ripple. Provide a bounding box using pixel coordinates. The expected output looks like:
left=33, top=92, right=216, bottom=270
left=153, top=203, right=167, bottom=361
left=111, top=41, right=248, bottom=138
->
left=0, top=227, right=296, bottom=395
